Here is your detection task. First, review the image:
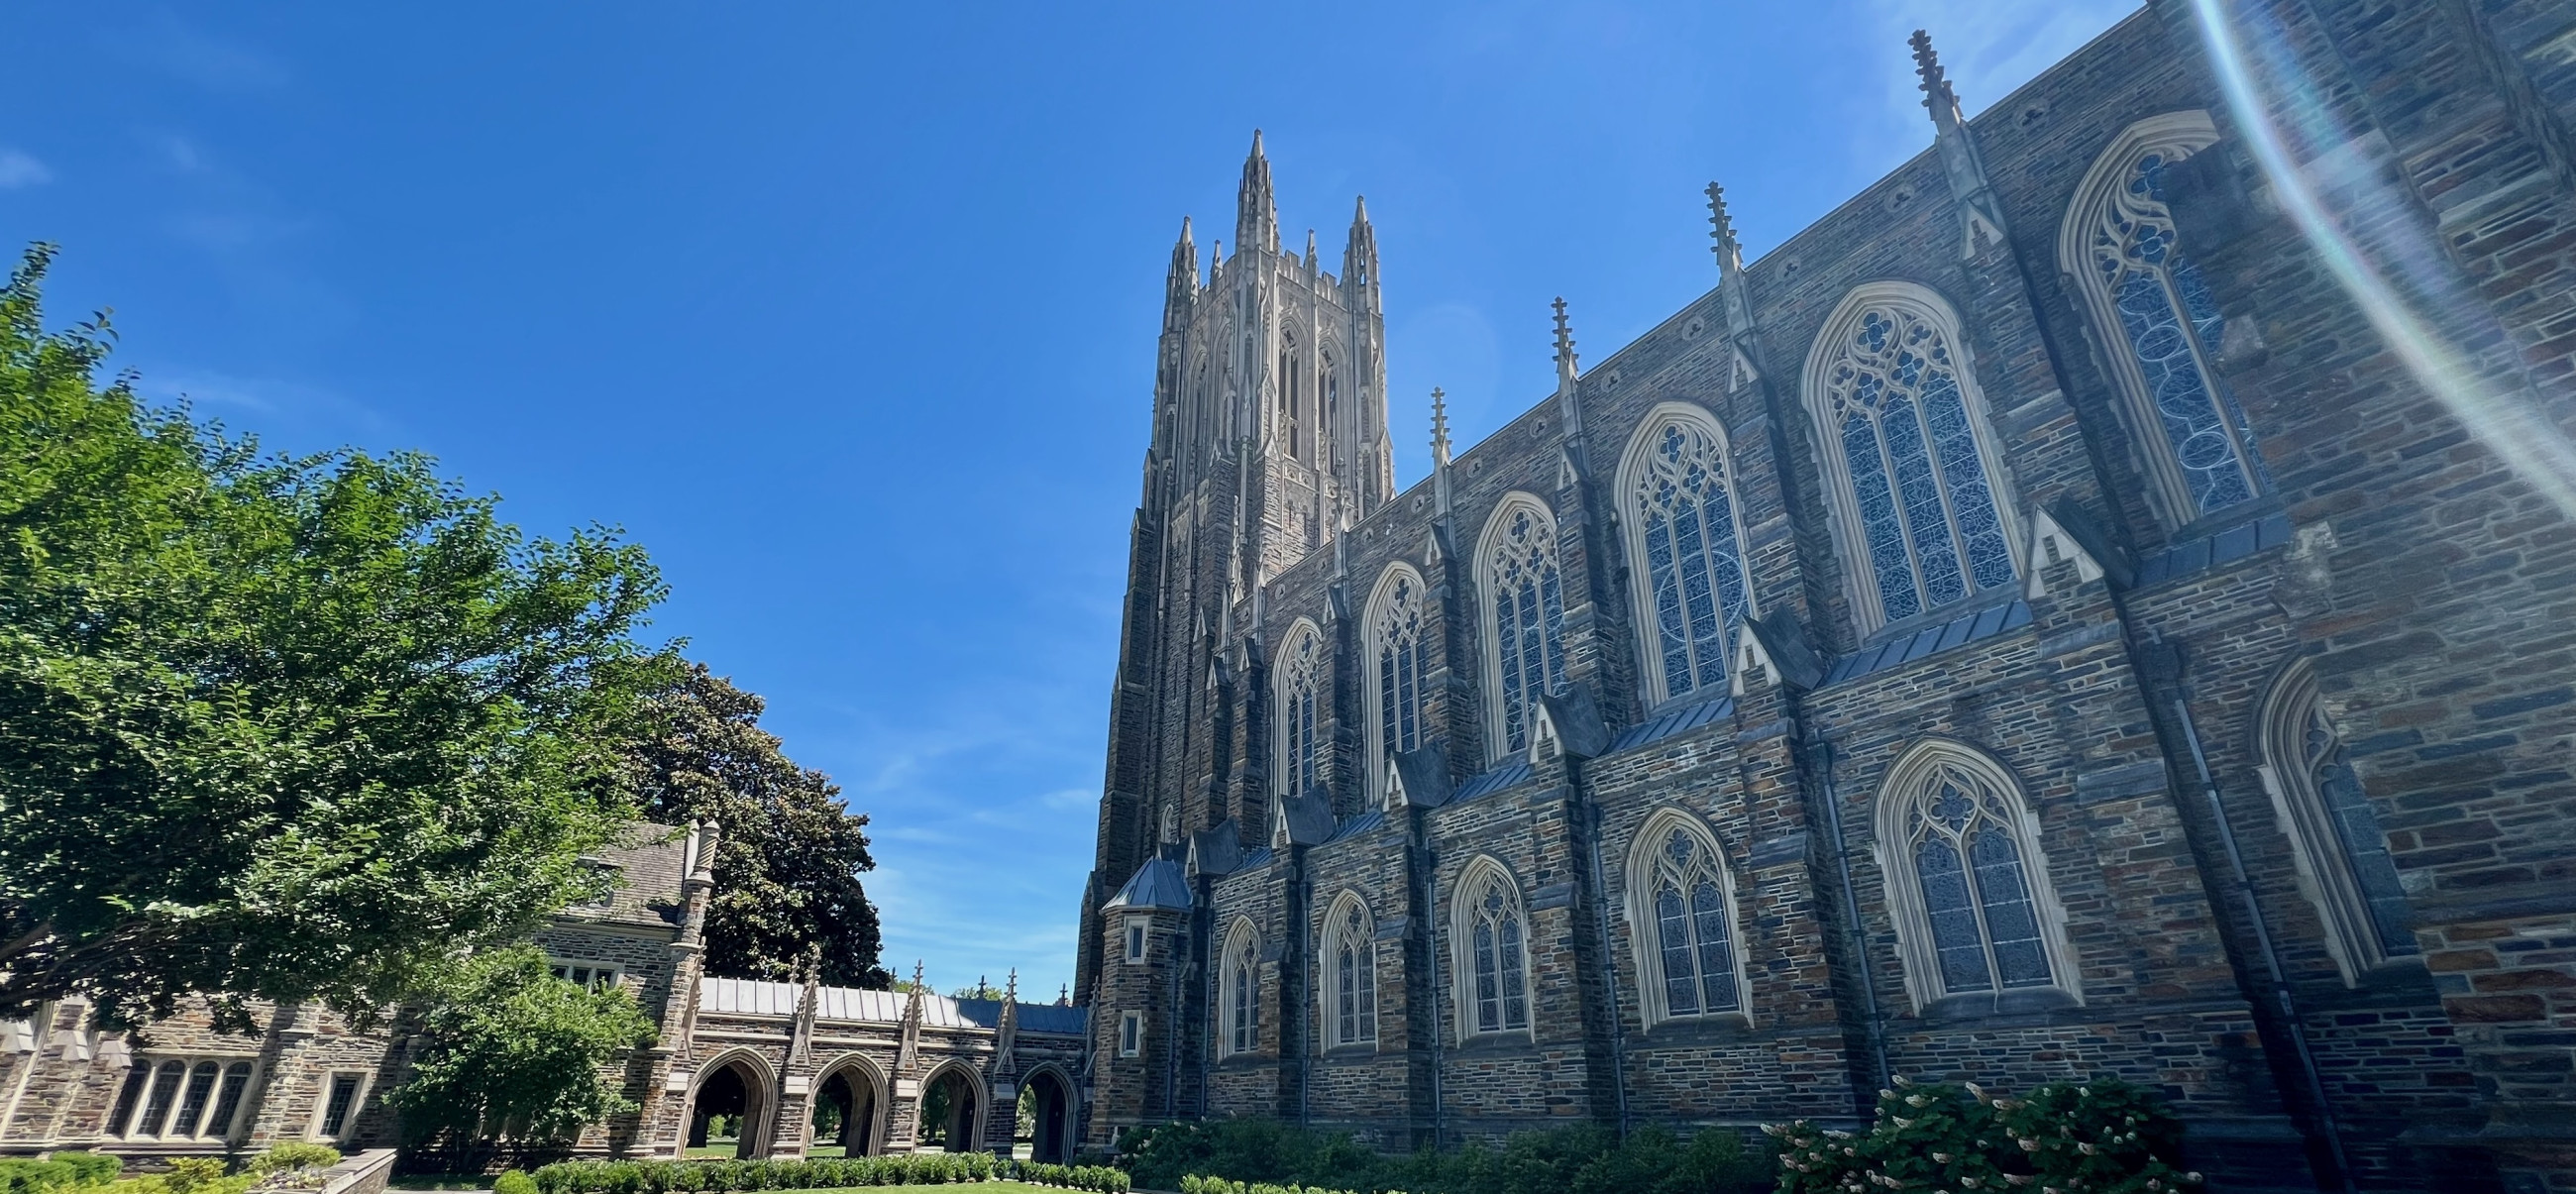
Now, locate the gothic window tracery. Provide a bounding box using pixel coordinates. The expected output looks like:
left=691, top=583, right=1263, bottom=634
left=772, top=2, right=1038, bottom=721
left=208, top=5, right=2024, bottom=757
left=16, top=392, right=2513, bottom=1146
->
left=1452, top=860, right=1531, bottom=1037
left=1276, top=622, right=1323, bottom=798
left=1626, top=813, right=1746, bottom=1025
left=2062, top=113, right=2266, bottom=525
left=1365, top=566, right=1429, bottom=795
left=2258, top=659, right=2416, bottom=984
left=1807, top=287, right=2017, bottom=632
left=1478, top=496, right=1567, bottom=756
left=1219, top=920, right=1259, bottom=1058
left=1616, top=407, right=1754, bottom=704
left=1875, top=743, right=2075, bottom=1009
left=1322, top=894, right=1377, bottom=1047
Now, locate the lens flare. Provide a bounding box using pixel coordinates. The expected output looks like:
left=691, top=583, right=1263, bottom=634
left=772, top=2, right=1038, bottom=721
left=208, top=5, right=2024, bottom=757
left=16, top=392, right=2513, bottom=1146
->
left=2188, top=0, right=2576, bottom=521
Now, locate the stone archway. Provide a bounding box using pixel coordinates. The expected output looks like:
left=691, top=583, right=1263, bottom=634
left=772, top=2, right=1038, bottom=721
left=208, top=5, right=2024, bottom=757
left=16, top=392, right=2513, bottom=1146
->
left=1017, top=1066, right=1076, bottom=1163
left=916, top=1062, right=984, bottom=1153
left=809, top=1055, right=886, bottom=1157
left=684, top=1051, right=776, bottom=1159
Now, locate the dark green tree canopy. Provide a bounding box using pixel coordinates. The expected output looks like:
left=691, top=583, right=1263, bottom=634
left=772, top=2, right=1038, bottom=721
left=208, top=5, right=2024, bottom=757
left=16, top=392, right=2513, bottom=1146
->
left=626, top=663, right=888, bottom=988
left=0, top=246, right=671, bottom=1029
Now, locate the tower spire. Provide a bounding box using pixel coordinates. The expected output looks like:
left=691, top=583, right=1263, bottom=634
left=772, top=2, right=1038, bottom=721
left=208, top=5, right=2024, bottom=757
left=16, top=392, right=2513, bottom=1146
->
left=1236, top=129, right=1278, bottom=257
left=1343, top=195, right=1379, bottom=301
left=1429, top=386, right=1451, bottom=468
left=1165, top=216, right=1198, bottom=330
left=1909, top=29, right=2010, bottom=255
left=1552, top=296, right=1577, bottom=389
left=1708, top=182, right=1765, bottom=384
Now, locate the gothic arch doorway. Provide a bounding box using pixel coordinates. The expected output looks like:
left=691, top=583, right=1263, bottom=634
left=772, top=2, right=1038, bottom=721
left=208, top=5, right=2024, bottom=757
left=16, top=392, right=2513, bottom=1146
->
left=916, top=1062, right=984, bottom=1153
left=1017, top=1067, right=1075, bottom=1163
left=809, top=1057, right=885, bottom=1156
left=684, top=1052, right=775, bottom=1159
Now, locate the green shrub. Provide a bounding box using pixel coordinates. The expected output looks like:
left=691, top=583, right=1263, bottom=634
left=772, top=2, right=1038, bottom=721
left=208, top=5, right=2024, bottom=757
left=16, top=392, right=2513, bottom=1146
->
left=1137, top=1118, right=1766, bottom=1194
left=161, top=1162, right=230, bottom=1194
left=1770, top=1077, right=2201, bottom=1194
left=492, top=1173, right=538, bottom=1194
left=249, top=1144, right=343, bottom=1177
left=49, top=1155, right=121, bottom=1188
left=0, top=1160, right=77, bottom=1194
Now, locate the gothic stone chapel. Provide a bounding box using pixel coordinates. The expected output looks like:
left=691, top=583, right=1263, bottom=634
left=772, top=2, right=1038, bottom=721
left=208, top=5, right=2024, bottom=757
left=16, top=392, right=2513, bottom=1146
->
left=1072, top=3, right=2576, bottom=1191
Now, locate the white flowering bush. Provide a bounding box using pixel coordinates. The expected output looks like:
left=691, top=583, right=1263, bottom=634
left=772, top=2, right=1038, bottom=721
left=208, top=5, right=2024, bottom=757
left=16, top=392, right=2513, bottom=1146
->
left=1766, top=1077, right=2202, bottom=1194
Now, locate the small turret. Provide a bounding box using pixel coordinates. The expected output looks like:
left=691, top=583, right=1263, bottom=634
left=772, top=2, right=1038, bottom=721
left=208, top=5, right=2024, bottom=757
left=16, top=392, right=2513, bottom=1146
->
left=1236, top=130, right=1278, bottom=258
left=1342, top=195, right=1379, bottom=302
left=1708, top=182, right=1765, bottom=381
left=1165, top=217, right=1198, bottom=331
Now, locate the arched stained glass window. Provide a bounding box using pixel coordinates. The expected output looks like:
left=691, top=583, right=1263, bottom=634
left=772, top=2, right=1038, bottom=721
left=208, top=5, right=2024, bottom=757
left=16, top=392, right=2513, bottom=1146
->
left=1808, top=288, right=2017, bottom=631
left=1219, top=921, right=1259, bottom=1058
left=1876, top=743, right=2076, bottom=1009
left=1454, top=862, right=1531, bottom=1036
left=1478, top=496, right=1567, bottom=756
left=1276, top=623, right=1323, bottom=798
left=1627, top=813, right=1746, bottom=1025
left=1323, top=896, right=1377, bottom=1047
left=1366, top=568, right=1428, bottom=787
left=2062, top=113, right=2266, bottom=525
left=2258, top=659, right=2416, bottom=985
left=1617, top=407, right=1754, bottom=704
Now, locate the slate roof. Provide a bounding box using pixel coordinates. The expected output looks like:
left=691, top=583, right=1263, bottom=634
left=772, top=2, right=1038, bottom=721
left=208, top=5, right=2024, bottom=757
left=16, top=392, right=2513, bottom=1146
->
left=1322, top=808, right=1385, bottom=845
left=1103, top=858, right=1193, bottom=911
left=697, top=977, right=1086, bottom=1035
left=1606, top=698, right=1735, bottom=754
left=2132, top=511, right=2293, bottom=587
left=1822, top=599, right=2033, bottom=687
left=566, top=821, right=689, bottom=931
left=1450, top=760, right=1535, bottom=803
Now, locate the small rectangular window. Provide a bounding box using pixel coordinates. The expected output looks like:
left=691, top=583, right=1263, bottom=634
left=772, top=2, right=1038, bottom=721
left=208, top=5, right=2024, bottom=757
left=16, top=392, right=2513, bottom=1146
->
left=318, top=1073, right=363, bottom=1139
left=1118, top=1011, right=1142, bottom=1057
left=549, top=962, right=620, bottom=991
left=1123, top=918, right=1148, bottom=963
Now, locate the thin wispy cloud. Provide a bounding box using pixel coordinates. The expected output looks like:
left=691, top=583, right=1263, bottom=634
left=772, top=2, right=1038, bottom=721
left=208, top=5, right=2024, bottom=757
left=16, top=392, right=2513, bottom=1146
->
left=1857, top=0, right=2143, bottom=172
left=111, top=12, right=286, bottom=91
left=0, top=150, right=53, bottom=189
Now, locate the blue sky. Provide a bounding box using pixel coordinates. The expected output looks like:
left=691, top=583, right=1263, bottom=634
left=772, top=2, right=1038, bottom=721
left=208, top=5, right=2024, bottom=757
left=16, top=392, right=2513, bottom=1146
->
left=2, top=0, right=2138, bottom=1002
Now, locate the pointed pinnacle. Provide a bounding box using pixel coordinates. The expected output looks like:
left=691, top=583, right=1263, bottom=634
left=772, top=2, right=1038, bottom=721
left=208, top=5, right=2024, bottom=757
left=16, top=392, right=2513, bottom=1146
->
left=1706, top=182, right=1738, bottom=259
left=1307, top=228, right=1318, bottom=261
left=1552, top=297, right=1575, bottom=361
left=1430, top=386, right=1452, bottom=465
left=1352, top=194, right=1369, bottom=224
left=1909, top=30, right=1955, bottom=112
left=1250, top=128, right=1266, bottom=160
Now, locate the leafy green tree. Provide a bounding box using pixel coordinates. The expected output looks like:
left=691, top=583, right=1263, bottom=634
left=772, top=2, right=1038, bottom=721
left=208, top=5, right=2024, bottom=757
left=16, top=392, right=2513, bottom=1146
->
left=625, top=663, right=888, bottom=988
left=0, top=246, right=671, bottom=1029
left=384, top=944, right=656, bottom=1145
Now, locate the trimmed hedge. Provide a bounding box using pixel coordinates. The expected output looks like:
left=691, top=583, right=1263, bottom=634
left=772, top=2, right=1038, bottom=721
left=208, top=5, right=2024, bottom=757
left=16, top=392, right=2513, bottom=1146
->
left=1123, top=1120, right=1770, bottom=1194
left=530, top=1154, right=1073, bottom=1194
left=1010, top=1162, right=1128, bottom=1192
left=1181, top=1180, right=1387, bottom=1194
left=0, top=1153, right=123, bottom=1194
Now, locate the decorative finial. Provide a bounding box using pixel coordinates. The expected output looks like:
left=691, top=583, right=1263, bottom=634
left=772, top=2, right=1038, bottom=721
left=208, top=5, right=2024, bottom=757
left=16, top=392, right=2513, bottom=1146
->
left=1005, top=970, right=1018, bottom=1001
left=1306, top=228, right=1318, bottom=264
left=1430, top=387, right=1452, bottom=468
left=1552, top=297, right=1575, bottom=362
left=1058, top=983, right=1070, bottom=1006
left=1910, top=29, right=1957, bottom=115
left=1707, top=182, right=1739, bottom=263
left=912, top=959, right=925, bottom=990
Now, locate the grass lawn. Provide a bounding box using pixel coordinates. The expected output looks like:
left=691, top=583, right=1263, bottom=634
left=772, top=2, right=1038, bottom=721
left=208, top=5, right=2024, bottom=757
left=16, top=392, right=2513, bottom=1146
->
left=775, top=1185, right=1065, bottom=1193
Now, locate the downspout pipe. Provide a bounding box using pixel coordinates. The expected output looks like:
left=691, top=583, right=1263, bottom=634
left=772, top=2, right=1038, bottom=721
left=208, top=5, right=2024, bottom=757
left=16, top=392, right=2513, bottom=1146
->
left=1814, top=737, right=1889, bottom=1095
left=2147, top=633, right=2354, bottom=1193
left=1417, top=810, right=1447, bottom=1147
left=1570, top=759, right=1634, bottom=1138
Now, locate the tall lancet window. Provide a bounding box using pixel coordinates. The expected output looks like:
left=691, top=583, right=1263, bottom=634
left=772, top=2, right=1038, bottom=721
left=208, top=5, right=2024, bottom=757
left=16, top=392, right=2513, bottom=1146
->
left=1617, top=406, right=1755, bottom=705
left=1280, top=331, right=1305, bottom=461
left=1806, top=285, right=2018, bottom=632
left=1626, top=812, right=1746, bottom=1026
left=2258, top=659, right=2416, bottom=984
left=2062, top=112, right=2265, bottom=525
left=1275, top=621, right=1323, bottom=798
left=1875, top=742, right=2076, bottom=1009
left=1365, top=566, right=1428, bottom=792
left=1452, top=859, right=1531, bottom=1037
left=1478, top=495, right=1568, bottom=756
left=1322, top=894, right=1377, bottom=1047
left=1219, top=919, right=1259, bottom=1058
